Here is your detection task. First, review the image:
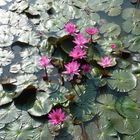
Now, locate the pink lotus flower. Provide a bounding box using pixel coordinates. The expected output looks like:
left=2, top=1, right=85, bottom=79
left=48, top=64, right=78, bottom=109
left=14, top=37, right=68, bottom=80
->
left=69, top=46, right=86, bottom=59
left=82, top=64, right=91, bottom=73
left=39, top=56, right=51, bottom=67
left=48, top=108, right=66, bottom=125
left=85, top=27, right=99, bottom=35
left=63, top=61, right=80, bottom=78
left=98, top=56, right=113, bottom=68
left=73, top=33, right=88, bottom=48
left=64, top=22, right=76, bottom=34
left=111, top=43, right=117, bottom=49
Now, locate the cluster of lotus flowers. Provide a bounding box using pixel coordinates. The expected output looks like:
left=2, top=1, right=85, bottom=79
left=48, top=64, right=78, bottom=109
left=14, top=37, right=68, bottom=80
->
left=39, top=22, right=117, bottom=126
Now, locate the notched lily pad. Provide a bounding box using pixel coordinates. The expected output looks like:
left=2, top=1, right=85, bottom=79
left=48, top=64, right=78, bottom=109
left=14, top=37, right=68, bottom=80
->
left=5, top=121, right=34, bottom=140
left=28, top=92, right=52, bottom=117
left=122, top=8, right=140, bottom=35
left=0, top=103, right=21, bottom=124
left=108, top=6, right=121, bottom=16
left=115, top=97, right=140, bottom=119
left=100, top=23, right=121, bottom=37
left=107, top=70, right=137, bottom=92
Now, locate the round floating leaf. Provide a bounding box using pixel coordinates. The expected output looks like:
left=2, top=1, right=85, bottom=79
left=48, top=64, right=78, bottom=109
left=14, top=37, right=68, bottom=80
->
left=128, top=36, right=140, bottom=53
left=96, top=94, right=117, bottom=119
left=18, top=31, right=40, bottom=46
left=28, top=92, right=52, bottom=117
left=0, top=48, right=14, bottom=66
left=5, top=121, right=34, bottom=140
left=129, top=77, right=140, bottom=103
left=0, top=103, right=21, bottom=124
left=19, top=111, right=43, bottom=128
left=52, top=46, right=70, bottom=62
left=49, top=86, right=68, bottom=105
left=70, top=80, right=98, bottom=122
left=66, top=122, right=82, bottom=140
left=100, top=23, right=121, bottom=37
left=0, top=93, right=12, bottom=106
left=107, top=70, right=137, bottom=92
left=9, top=0, right=29, bottom=13
left=84, top=117, right=118, bottom=140
left=33, top=123, right=54, bottom=140
left=117, top=59, right=130, bottom=69
left=122, top=8, right=140, bottom=35
left=58, top=35, right=75, bottom=54
left=122, top=20, right=133, bottom=33
left=115, top=97, right=140, bottom=119
left=111, top=116, right=140, bottom=135
left=108, top=6, right=121, bottom=16
left=0, top=25, right=14, bottom=47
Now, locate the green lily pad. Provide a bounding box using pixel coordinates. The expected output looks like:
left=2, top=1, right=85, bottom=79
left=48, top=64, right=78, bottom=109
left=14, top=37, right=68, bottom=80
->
left=49, top=85, right=69, bottom=105
left=129, top=77, right=140, bottom=103
left=122, top=8, right=140, bottom=35
left=58, top=35, right=75, bottom=54
left=107, top=70, right=137, bottom=92
left=32, top=123, right=54, bottom=140
left=0, top=103, right=21, bottom=124
left=70, top=80, right=98, bottom=122
left=96, top=94, right=117, bottom=119
left=5, top=121, right=34, bottom=140
left=28, top=92, right=52, bottom=117
left=111, top=116, right=140, bottom=135
left=128, top=36, right=140, bottom=53
left=100, top=23, right=121, bottom=37
left=108, top=6, right=121, bottom=16
left=85, top=116, right=118, bottom=140
left=115, top=97, right=140, bottom=119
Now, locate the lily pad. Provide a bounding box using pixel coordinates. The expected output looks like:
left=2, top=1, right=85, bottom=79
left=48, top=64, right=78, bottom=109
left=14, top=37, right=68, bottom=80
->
left=108, top=6, right=122, bottom=16
left=58, top=35, right=75, bottom=54
left=70, top=80, right=98, bottom=122
left=107, top=70, right=137, bottom=92
left=33, top=123, right=54, bottom=140
left=100, top=23, right=121, bottom=37
left=128, top=36, right=140, bottom=53
left=122, top=8, right=140, bottom=35
left=5, top=121, right=34, bottom=140
left=28, top=92, right=52, bottom=117
left=0, top=103, right=21, bottom=124
left=0, top=25, right=14, bottom=47
left=115, top=96, right=140, bottom=119
left=0, top=48, right=14, bottom=66
left=111, top=116, right=140, bottom=135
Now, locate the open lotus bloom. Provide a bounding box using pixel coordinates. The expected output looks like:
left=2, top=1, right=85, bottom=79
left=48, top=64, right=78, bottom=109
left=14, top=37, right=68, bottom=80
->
left=39, top=56, right=51, bottom=67
left=69, top=46, right=87, bottom=60
left=48, top=108, right=66, bottom=125
left=98, top=56, right=113, bottom=68
left=73, top=33, right=89, bottom=48
left=63, top=61, right=80, bottom=80
left=64, top=22, right=77, bottom=34
left=85, top=27, right=99, bottom=35
left=111, top=43, right=117, bottom=49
